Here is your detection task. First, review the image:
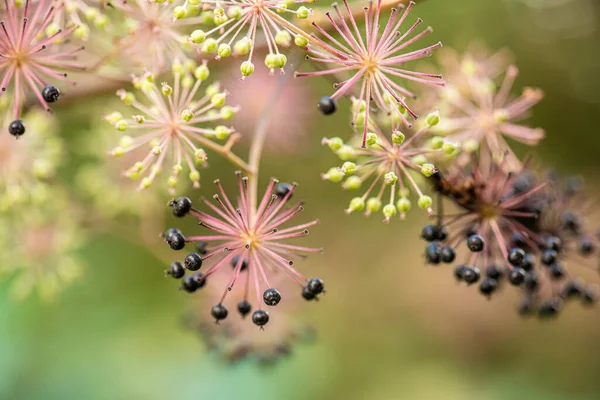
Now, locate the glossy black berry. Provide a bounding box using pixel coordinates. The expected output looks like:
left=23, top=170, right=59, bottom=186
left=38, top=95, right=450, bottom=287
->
left=462, top=267, right=480, bottom=285
left=541, top=249, right=557, bottom=266
left=421, top=225, right=437, bottom=242
left=181, top=275, right=199, bottom=292
left=211, top=304, right=228, bottom=321
left=579, top=237, right=595, bottom=256
left=466, top=234, right=484, bottom=252
left=237, top=300, right=252, bottom=316
left=545, top=236, right=563, bottom=251
left=263, top=288, right=281, bottom=306
left=524, top=272, right=539, bottom=292
left=164, top=228, right=182, bottom=241
left=231, top=255, right=248, bottom=271
left=562, top=212, right=580, bottom=233
left=508, top=248, right=525, bottom=266
left=538, top=299, right=561, bottom=318
left=307, top=277, right=324, bottom=295
left=252, top=309, right=269, bottom=326
left=549, top=263, right=565, bottom=280
left=274, top=183, right=293, bottom=199
left=195, top=241, right=208, bottom=255
left=440, top=246, right=455, bottom=263
left=301, top=286, right=316, bottom=300
left=454, top=265, right=467, bottom=281
left=486, top=264, right=504, bottom=280
left=561, top=280, right=583, bottom=299
left=479, top=278, right=498, bottom=296
left=42, top=85, right=60, bottom=103
left=184, top=253, right=203, bottom=271
left=512, top=233, right=526, bottom=247
left=520, top=253, right=535, bottom=271
left=518, top=298, right=534, bottom=316
left=167, top=262, right=185, bottom=279
left=317, top=96, right=336, bottom=115
left=508, top=268, right=526, bottom=285
left=581, top=287, right=597, bottom=305
left=193, top=272, right=207, bottom=288
left=425, top=242, right=441, bottom=264
left=171, top=196, right=192, bottom=217
left=8, top=120, right=25, bottom=137
left=434, top=226, right=448, bottom=241
left=167, top=232, right=186, bottom=250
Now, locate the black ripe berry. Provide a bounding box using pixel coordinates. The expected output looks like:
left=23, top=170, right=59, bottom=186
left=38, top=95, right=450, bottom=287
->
left=549, top=263, right=565, bottom=280
left=518, top=298, right=535, bottom=316
left=301, top=286, right=316, bottom=301
left=520, top=253, right=535, bottom=271
left=524, top=272, right=539, bottom=292
left=486, top=264, right=504, bottom=280
left=171, top=196, right=192, bottom=217
left=42, top=85, right=60, bottom=103
left=167, top=261, right=185, bottom=279
left=274, top=183, right=293, bottom=199
left=562, top=212, right=580, bottom=233
left=317, top=96, right=336, bottom=115
left=541, top=249, right=557, bottom=266
left=211, top=304, right=228, bottom=321
left=184, top=253, right=203, bottom=271
left=421, top=225, right=437, bottom=242
left=561, top=280, right=583, bottom=299
left=538, top=299, right=561, bottom=318
left=479, top=278, right=498, bottom=296
left=581, top=287, right=598, bottom=305
left=167, top=231, right=186, bottom=250
left=545, top=236, right=562, bottom=251
left=252, top=309, right=269, bottom=326
left=425, top=242, right=441, bottom=264
left=195, top=241, right=208, bottom=255
left=231, top=255, right=248, bottom=271
left=237, top=300, right=252, bottom=316
left=263, top=288, right=281, bottom=306
left=579, top=237, right=595, bottom=256
left=307, top=277, right=324, bottom=295
left=193, top=272, right=207, bottom=288
left=164, top=228, right=182, bottom=241
left=8, top=120, right=25, bottom=137
left=435, top=226, right=448, bottom=241
left=454, top=265, right=467, bottom=281
left=466, top=234, right=484, bottom=252
left=508, top=268, right=526, bottom=286
left=440, top=246, right=456, bottom=263
left=181, top=275, right=199, bottom=293
left=508, top=248, right=525, bottom=266
left=462, top=267, right=481, bottom=285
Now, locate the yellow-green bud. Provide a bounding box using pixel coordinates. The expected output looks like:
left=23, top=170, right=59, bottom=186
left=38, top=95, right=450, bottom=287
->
left=215, top=125, right=231, bottom=139
left=431, top=136, right=444, bottom=149
left=213, top=8, right=228, bottom=25
left=220, top=106, right=236, bottom=120
left=383, top=204, right=397, bottom=219
left=493, top=109, right=509, bottom=122
left=265, top=53, right=278, bottom=69
left=115, top=120, right=128, bottom=131
left=189, top=170, right=200, bottom=183
left=348, top=197, right=365, bottom=212
left=336, top=145, right=355, bottom=161
left=240, top=61, right=255, bottom=77
left=190, top=29, right=206, bottom=44
left=182, top=74, right=194, bottom=88
left=412, top=155, right=427, bottom=165
left=323, top=167, right=344, bottom=183
left=391, top=130, right=405, bottom=145
left=366, top=132, right=378, bottom=147
left=234, top=37, right=252, bottom=55
left=326, top=137, right=343, bottom=151
left=205, top=82, right=220, bottom=97
left=384, top=172, right=398, bottom=185
left=188, top=0, right=200, bottom=5
left=294, top=34, right=309, bottom=47
left=105, top=112, right=123, bottom=124
left=173, top=6, right=186, bottom=19
left=297, top=6, right=310, bottom=19
left=425, top=110, right=440, bottom=127
left=74, top=24, right=90, bottom=40
left=442, top=141, right=459, bottom=155
left=463, top=139, right=479, bottom=153
left=341, top=161, right=356, bottom=176
left=200, top=11, right=214, bottom=24
left=194, top=65, right=210, bottom=81
left=421, top=163, right=437, bottom=177
left=181, top=108, right=194, bottom=122
left=217, top=43, right=231, bottom=58
left=161, top=83, right=173, bottom=96
left=211, top=92, right=226, bottom=107
left=140, top=177, right=152, bottom=189
left=202, top=38, right=218, bottom=53
left=119, top=91, right=135, bottom=105
left=418, top=195, right=433, bottom=210
left=366, top=198, right=382, bottom=213
left=194, top=149, right=207, bottom=161
left=275, top=30, right=292, bottom=47
left=343, top=176, right=361, bottom=190
left=396, top=198, right=411, bottom=213
left=45, top=22, right=60, bottom=38
left=152, top=145, right=162, bottom=155
left=227, top=5, right=243, bottom=19
left=119, top=135, right=134, bottom=148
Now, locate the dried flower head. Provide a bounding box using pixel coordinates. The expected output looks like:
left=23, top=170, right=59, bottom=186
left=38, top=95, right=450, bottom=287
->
left=180, top=0, right=313, bottom=79
left=163, top=173, right=324, bottom=328
left=0, top=191, right=85, bottom=301
left=104, top=61, right=240, bottom=194
left=322, top=111, right=457, bottom=222
left=434, top=65, right=545, bottom=171
left=184, top=269, right=314, bottom=364
left=424, top=158, right=598, bottom=317
left=0, top=0, right=85, bottom=125
left=295, top=0, right=444, bottom=146
left=0, top=107, right=63, bottom=211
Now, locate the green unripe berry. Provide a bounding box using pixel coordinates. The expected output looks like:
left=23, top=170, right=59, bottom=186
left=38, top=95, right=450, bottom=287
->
left=294, top=34, right=309, bottom=47
left=234, top=37, right=252, bottom=55
left=201, top=38, right=218, bottom=53
left=217, top=43, right=231, bottom=58
left=205, top=82, right=220, bottom=97
left=442, top=141, right=459, bottom=155
left=211, top=92, right=227, bottom=107
left=181, top=108, right=194, bottom=122
left=418, top=195, right=433, bottom=210
left=384, top=172, right=398, bottom=185
left=412, top=154, right=427, bottom=165
left=194, top=65, right=210, bottom=81
left=366, top=132, right=378, bottom=147
left=392, top=130, right=405, bottom=145
left=324, top=167, right=344, bottom=183
left=343, top=176, right=362, bottom=190
left=421, top=163, right=437, bottom=177
left=336, top=145, right=355, bottom=161
left=227, top=6, right=243, bottom=19
left=221, top=106, right=236, bottom=120
left=173, top=6, right=186, bottom=19
left=326, top=137, right=343, bottom=151
left=366, top=198, right=382, bottom=213
left=275, top=30, right=292, bottom=47
left=430, top=136, right=444, bottom=149
left=189, top=170, right=200, bottom=183
left=425, top=110, right=440, bottom=127
left=396, top=198, right=411, bottom=213
left=341, top=162, right=356, bottom=176
left=190, top=30, right=206, bottom=44
left=115, top=120, right=128, bottom=131
left=383, top=204, right=397, bottom=219
left=348, top=197, right=365, bottom=212
left=297, top=6, right=310, bottom=19
left=161, top=83, right=173, bottom=96
left=240, top=61, right=255, bottom=77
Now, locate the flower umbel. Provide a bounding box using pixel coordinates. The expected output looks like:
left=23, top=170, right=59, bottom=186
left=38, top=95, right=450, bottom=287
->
left=0, top=0, right=85, bottom=122
left=105, top=61, right=241, bottom=194
left=295, top=0, right=444, bottom=146
left=164, top=173, right=324, bottom=328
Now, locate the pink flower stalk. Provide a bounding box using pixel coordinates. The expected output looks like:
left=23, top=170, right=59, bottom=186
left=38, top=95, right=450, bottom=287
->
left=164, top=173, right=324, bottom=328
left=0, top=0, right=85, bottom=121
left=295, top=0, right=444, bottom=147
left=434, top=65, right=545, bottom=171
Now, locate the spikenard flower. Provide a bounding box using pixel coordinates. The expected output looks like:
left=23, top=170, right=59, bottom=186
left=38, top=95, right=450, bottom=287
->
left=295, top=0, right=444, bottom=147
left=422, top=158, right=598, bottom=317
left=0, top=190, right=85, bottom=301
left=104, top=61, right=241, bottom=194
left=179, top=0, right=313, bottom=78
left=0, top=0, right=85, bottom=128
left=184, top=269, right=314, bottom=364
left=0, top=106, right=63, bottom=212
left=433, top=64, right=545, bottom=171
left=321, top=110, right=459, bottom=222
left=163, top=173, right=325, bottom=328
left=52, top=0, right=110, bottom=41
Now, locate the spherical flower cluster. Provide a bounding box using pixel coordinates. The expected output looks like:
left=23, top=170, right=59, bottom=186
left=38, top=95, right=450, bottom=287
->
left=422, top=158, right=598, bottom=317
left=0, top=0, right=85, bottom=127
left=322, top=110, right=459, bottom=222
left=295, top=0, right=444, bottom=146
left=180, top=0, right=313, bottom=78
left=104, top=61, right=241, bottom=194
left=163, top=173, right=325, bottom=328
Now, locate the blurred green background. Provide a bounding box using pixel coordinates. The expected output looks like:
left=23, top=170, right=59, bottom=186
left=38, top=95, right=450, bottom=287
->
left=2, top=0, right=600, bottom=399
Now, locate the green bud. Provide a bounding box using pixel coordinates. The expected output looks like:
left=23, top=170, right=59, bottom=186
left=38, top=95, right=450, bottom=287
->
left=275, top=30, right=292, bottom=46
left=181, top=108, right=194, bottom=122
left=140, top=177, right=152, bottom=189
left=190, top=29, right=206, bottom=44
left=213, top=8, right=228, bottom=25
left=384, top=172, right=398, bottom=185
left=396, top=198, right=411, bottom=213
left=151, top=145, right=162, bottom=155
left=493, top=109, right=509, bottom=122
left=211, top=92, right=227, bottom=107
left=234, top=37, right=252, bottom=55
left=119, top=91, right=135, bottom=105
left=183, top=59, right=196, bottom=73
left=105, top=111, right=123, bottom=124
left=201, top=38, right=218, bottom=53
left=326, top=137, right=343, bottom=151
left=161, top=83, right=173, bottom=96
left=217, top=43, right=232, bottom=58
left=323, top=167, right=344, bottom=183
left=240, top=61, right=255, bottom=77
left=343, top=176, right=361, bottom=190
left=188, top=0, right=200, bottom=4
left=418, top=195, right=433, bottom=210
left=420, top=163, right=437, bottom=177
left=215, top=125, right=231, bottom=139
left=119, top=135, right=134, bottom=148
left=189, top=170, right=200, bottom=183
left=347, top=197, right=365, bottom=212
left=341, top=161, right=356, bottom=176
left=297, top=6, right=310, bottom=19
left=425, top=110, right=440, bottom=127
left=365, top=132, right=378, bottom=147
left=220, top=106, right=236, bottom=120
left=173, top=6, right=186, bottom=19
left=265, top=53, right=278, bottom=69
left=463, top=139, right=479, bottom=153
left=294, top=34, right=309, bottom=47
left=115, top=120, right=128, bottom=131
left=430, top=136, right=444, bottom=149
left=74, top=24, right=90, bottom=40
left=366, top=198, right=382, bottom=213
left=182, top=74, right=194, bottom=88
left=201, top=11, right=214, bottom=25
left=442, top=141, right=459, bottom=155
left=391, top=130, right=405, bottom=145
left=412, top=154, right=427, bottom=165
left=336, top=145, right=355, bottom=161
left=194, top=65, right=210, bottom=81
left=383, top=204, right=397, bottom=220
left=227, top=5, right=243, bottom=19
